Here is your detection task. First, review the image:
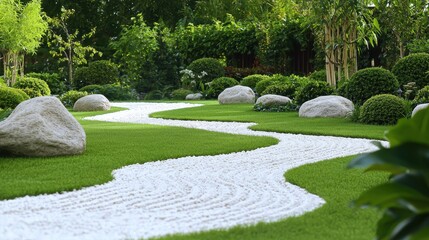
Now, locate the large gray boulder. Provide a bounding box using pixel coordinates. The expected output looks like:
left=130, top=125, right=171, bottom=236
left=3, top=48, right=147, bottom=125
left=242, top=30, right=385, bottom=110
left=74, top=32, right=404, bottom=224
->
left=186, top=93, right=203, bottom=100
left=412, top=103, right=429, bottom=117
left=218, top=86, right=255, bottom=104
left=299, top=95, right=354, bottom=118
left=256, top=94, right=292, bottom=107
left=0, top=97, right=86, bottom=157
left=73, top=94, right=111, bottom=112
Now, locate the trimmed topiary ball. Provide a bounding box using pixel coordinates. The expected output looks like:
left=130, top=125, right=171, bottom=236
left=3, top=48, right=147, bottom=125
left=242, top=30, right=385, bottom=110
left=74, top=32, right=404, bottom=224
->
left=392, top=53, right=429, bottom=89
left=170, top=88, right=193, bottom=100
left=59, top=90, right=88, bottom=108
left=360, top=94, right=407, bottom=125
left=74, top=60, right=120, bottom=89
left=295, top=81, right=334, bottom=105
left=412, top=85, right=429, bottom=107
left=187, top=58, right=225, bottom=85
left=261, top=82, right=296, bottom=98
left=13, top=77, right=51, bottom=97
left=341, top=68, right=399, bottom=105
left=0, top=87, right=30, bottom=109
left=80, top=84, right=103, bottom=94
left=255, top=74, right=287, bottom=95
left=308, top=70, right=327, bottom=82
left=207, top=77, right=239, bottom=99
left=240, top=74, right=270, bottom=89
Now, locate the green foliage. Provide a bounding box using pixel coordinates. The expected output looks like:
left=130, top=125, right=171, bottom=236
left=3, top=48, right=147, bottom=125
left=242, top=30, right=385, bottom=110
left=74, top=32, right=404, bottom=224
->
left=187, top=58, right=225, bottom=87
left=0, top=78, right=6, bottom=87
left=143, top=90, right=164, bottom=100
left=224, top=66, right=274, bottom=80
left=79, top=85, right=103, bottom=94
left=261, top=83, right=296, bottom=98
left=253, top=102, right=297, bottom=112
left=408, top=39, right=429, bottom=54
left=412, top=85, right=429, bottom=107
left=255, top=74, right=286, bottom=95
left=349, top=107, right=429, bottom=240
left=74, top=60, right=119, bottom=89
left=13, top=77, right=51, bottom=97
left=207, top=77, right=239, bottom=98
left=308, top=70, right=327, bottom=82
left=295, top=81, right=334, bottom=105
left=240, top=74, right=270, bottom=89
left=359, top=94, right=407, bottom=125
left=59, top=90, right=88, bottom=107
left=0, top=87, right=30, bottom=109
left=342, top=68, right=399, bottom=105
left=0, top=108, right=13, bottom=121
left=392, top=53, right=429, bottom=89
left=100, top=84, right=136, bottom=101
left=170, top=88, right=193, bottom=100
left=402, top=82, right=418, bottom=101
left=25, top=72, right=65, bottom=95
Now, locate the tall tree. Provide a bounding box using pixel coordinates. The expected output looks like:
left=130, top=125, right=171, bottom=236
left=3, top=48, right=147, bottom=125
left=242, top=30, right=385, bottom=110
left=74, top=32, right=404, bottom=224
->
left=300, top=0, right=379, bottom=86
left=0, top=0, right=47, bottom=86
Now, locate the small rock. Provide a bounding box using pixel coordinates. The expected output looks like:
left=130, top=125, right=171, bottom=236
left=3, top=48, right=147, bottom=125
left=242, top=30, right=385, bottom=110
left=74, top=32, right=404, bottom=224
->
left=218, top=86, right=255, bottom=104
left=299, top=95, right=354, bottom=118
left=412, top=103, right=429, bottom=117
left=73, top=94, right=111, bottom=112
left=256, top=94, right=292, bottom=107
left=186, top=93, right=203, bottom=100
left=0, top=97, right=86, bottom=156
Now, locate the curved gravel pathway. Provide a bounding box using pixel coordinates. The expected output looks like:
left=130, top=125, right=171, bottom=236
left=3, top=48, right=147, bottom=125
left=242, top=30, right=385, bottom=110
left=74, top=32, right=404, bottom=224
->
left=0, top=102, right=381, bottom=240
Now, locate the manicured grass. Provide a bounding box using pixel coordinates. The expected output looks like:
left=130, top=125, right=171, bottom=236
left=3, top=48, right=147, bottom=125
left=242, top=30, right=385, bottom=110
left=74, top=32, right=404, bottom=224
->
left=152, top=103, right=391, bottom=140
left=0, top=108, right=277, bottom=200
left=155, top=156, right=388, bottom=240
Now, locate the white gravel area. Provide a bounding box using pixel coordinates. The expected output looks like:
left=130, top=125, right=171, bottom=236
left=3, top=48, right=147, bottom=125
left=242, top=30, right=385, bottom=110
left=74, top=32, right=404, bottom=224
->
left=0, top=102, right=382, bottom=240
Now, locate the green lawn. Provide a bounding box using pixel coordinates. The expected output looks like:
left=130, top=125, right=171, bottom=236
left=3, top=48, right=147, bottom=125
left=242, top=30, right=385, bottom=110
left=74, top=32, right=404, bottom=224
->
left=152, top=103, right=391, bottom=140
left=0, top=107, right=277, bottom=200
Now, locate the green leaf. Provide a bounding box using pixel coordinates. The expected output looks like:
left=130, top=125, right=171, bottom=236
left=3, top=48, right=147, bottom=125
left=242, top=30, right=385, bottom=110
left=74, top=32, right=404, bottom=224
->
left=386, top=107, right=429, bottom=147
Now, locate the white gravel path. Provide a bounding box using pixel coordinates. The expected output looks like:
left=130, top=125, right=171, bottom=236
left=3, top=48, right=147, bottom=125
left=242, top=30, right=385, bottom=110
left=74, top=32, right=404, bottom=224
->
left=0, top=102, right=381, bottom=240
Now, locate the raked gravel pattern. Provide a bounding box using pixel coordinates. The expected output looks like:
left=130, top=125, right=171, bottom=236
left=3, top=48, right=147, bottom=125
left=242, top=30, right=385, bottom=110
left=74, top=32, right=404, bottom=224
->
left=0, top=102, right=382, bottom=240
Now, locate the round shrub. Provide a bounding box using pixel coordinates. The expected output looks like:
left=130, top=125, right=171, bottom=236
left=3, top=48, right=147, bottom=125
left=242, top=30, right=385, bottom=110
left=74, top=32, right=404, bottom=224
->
left=13, top=77, right=51, bottom=97
left=342, top=68, right=399, bottom=105
left=308, top=70, right=327, bottom=82
left=74, top=60, right=120, bottom=89
left=187, top=58, right=225, bottom=85
left=170, top=88, right=193, bottom=100
left=144, top=90, right=163, bottom=100
left=255, top=74, right=287, bottom=95
left=360, top=94, right=407, bottom=125
left=207, top=77, right=239, bottom=98
left=59, top=90, right=88, bottom=107
left=100, top=84, right=136, bottom=101
left=241, top=74, right=270, bottom=89
left=261, top=83, right=296, bottom=98
left=80, top=84, right=103, bottom=94
left=26, top=72, right=65, bottom=95
left=295, top=81, right=334, bottom=105
left=412, top=85, right=429, bottom=107
left=392, top=53, right=429, bottom=89
left=0, top=87, right=30, bottom=109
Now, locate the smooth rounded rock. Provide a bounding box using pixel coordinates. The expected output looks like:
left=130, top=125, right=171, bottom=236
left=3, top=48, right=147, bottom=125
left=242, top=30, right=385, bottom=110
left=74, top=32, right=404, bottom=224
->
left=412, top=103, right=429, bottom=117
left=256, top=94, right=292, bottom=106
left=186, top=93, right=203, bottom=100
left=0, top=96, right=86, bottom=156
left=218, top=85, right=255, bottom=104
left=299, top=95, right=354, bottom=118
left=73, top=94, right=111, bottom=112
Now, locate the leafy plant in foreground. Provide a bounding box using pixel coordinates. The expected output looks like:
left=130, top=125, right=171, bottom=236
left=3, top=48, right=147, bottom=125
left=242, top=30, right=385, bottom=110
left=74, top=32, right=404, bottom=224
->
left=348, top=107, right=429, bottom=240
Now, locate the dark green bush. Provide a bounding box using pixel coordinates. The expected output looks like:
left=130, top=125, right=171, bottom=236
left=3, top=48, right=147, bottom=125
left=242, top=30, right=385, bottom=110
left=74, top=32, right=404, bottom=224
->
left=74, top=60, right=120, bottom=89
left=253, top=102, right=298, bottom=112
left=308, top=70, right=327, bottom=82
left=0, top=87, right=30, bottom=109
left=13, top=77, right=51, bottom=97
left=255, top=74, right=287, bottom=95
left=295, top=81, right=334, bottom=105
left=186, top=58, right=225, bottom=85
left=59, top=90, right=88, bottom=107
left=240, top=74, right=270, bottom=89
left=341, top=68, right=399, bottom=105
left=261, top=82, right=296, bottom=98
left=100, top=84, right=136, bottom=101
left=360, top=94, right=407, bottom=125
left=79, top=84, right=103, bottom=94
left=26, top=72, right=66, bottom=95
left=392, top=53, right=429, bottom=88
left=0, top=77, right=6, bottom=87
left=170, top=88, right=193, bottom=100
left=144, top=90, right=164, bottom=100
left=207, top=77, right=239, bottom=98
